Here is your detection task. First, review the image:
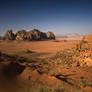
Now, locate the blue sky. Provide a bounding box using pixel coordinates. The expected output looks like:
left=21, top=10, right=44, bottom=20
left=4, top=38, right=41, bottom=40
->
left=0, top=0, right=92, bottom=35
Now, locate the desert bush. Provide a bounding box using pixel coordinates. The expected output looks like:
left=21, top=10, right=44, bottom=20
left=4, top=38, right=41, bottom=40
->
left=79, top=79, right=92, bottom=88
left=26, top=49, right=31, bottom=53
left=53, top=40, right=60, bottom=42
left=28, top=83, right=70, bottom=92
left=63, top=40, right=67, bottom=42
left=53, top=88, right=68, bottom=92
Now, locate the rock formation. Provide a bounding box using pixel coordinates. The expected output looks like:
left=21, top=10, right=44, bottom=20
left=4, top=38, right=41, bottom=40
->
left=2, top=29, right=55, bottom=41
left=16, top=30, right=27, bottom=40
left=2, top=30, right=15, bottom=40
left=26, top=29, right=41, bottom=41
left=46, top=32, right=55, bottom=39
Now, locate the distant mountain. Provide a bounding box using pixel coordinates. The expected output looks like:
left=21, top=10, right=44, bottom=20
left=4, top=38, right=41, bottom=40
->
left=56, top=33, right=82, bottom=40
left=63, top=33, right=81, bottom=38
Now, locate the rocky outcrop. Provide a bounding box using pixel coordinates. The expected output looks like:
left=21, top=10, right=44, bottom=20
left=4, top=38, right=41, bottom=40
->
left=46, top=32, right=55, bottom=39
left=2, top=30, right=15, bottom=40
left=2, top=29, right=55, bottom=41
left=26, top=29, right=41, bottom=41
left=16, top=30, right=27, bottom=40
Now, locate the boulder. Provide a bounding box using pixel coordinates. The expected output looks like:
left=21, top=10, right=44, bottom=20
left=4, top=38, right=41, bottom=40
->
left=16, top=30, right=27, bottom=40
left=3, top=30, right=15, bottom=40
left=46, top=32, right=55, bottom=40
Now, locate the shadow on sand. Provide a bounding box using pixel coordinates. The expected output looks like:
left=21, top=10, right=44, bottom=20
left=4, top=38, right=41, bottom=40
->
left=53, top=74, right=75, bottom=86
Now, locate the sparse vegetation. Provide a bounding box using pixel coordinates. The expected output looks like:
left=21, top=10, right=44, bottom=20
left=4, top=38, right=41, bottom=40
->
left=50, top=40, right=92, bottom=68
left=79, top=79, right=92, bottom=88
left=50, top=48, right=78, bottom=67
left=25, top=83, right=71, bottom=92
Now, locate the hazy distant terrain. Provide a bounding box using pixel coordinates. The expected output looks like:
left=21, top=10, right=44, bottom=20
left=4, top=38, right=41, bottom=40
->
left=56, top=33, right=83, bottom=40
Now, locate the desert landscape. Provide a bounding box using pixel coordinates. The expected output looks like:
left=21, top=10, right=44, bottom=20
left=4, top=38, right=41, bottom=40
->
left=0, top=29, right=92, bottom=92
left=0, top=0, right=92, bottom=92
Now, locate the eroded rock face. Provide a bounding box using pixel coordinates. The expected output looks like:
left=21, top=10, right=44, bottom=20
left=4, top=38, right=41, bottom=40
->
left=31, top=29, right=41, bottom=40
left=2, top=29, right=55, bottom=41
left=16, top=30, right=27, bottom=40
left=26, top=29, right=41, bottom=41
left=46, top=32, right=55, bottom=40
left=26, top=31, right=33, bottom=41
left=3, top=30, right=15, bottom=40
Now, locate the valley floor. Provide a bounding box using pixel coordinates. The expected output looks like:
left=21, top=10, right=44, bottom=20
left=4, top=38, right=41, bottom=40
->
left=0, top=40, right=92, bottom=92
left=0, top=40, right=80, bottom=58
